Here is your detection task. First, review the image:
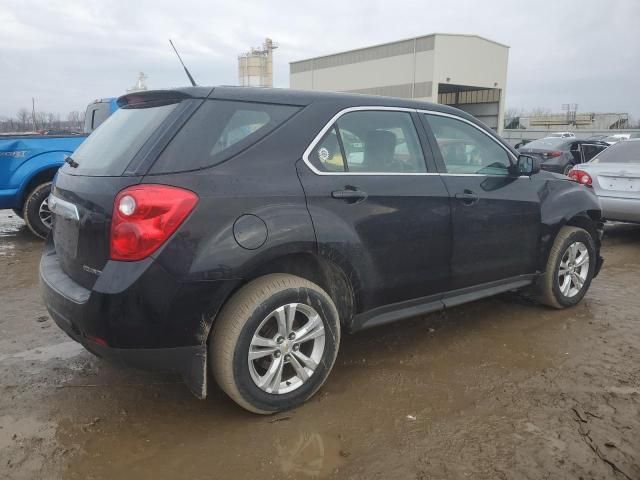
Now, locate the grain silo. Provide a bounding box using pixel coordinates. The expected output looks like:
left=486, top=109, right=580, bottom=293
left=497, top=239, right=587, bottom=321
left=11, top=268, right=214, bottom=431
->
left=238, top=38, right=278, bottom=87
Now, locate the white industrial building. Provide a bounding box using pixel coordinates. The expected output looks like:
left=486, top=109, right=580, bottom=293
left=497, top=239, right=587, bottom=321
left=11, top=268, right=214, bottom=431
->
left=238, top=38, right=278, bottom=87
left=290, top=33, right=509, bottom=133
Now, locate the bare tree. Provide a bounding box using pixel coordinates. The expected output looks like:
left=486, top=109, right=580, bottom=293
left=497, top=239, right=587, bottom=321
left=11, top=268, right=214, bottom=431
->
left=504, top=107, right=525, bottom=129
left=67, top=111, right=83, bottom=131
left=16, top=108, right=30, bottom=131
left=528, top=107, right=552, bottom=117
left=36, top=111, right=48, bottom=131
left=47, top=112, right=60, bottom=130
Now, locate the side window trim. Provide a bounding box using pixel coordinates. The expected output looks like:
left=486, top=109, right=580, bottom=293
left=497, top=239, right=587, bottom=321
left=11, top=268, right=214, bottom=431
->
left=410, top=111, right=439, bottom=173
left=303, top=106, right=433, bottom=176
left=303, top=106, right=516, bottom=176
left=334, top=125, right=349, bottom=172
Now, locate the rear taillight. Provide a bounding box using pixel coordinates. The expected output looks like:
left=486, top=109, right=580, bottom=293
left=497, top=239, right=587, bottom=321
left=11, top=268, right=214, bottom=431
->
left=110, top=185, right=198, bottom=261
left=545, top=151, right=562, bottom=158
left=567, top=169, right=593, bottom=186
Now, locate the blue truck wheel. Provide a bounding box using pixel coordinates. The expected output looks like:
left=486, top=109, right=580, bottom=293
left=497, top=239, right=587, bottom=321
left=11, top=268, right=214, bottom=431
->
left=23, top=182, right=53, bottom=239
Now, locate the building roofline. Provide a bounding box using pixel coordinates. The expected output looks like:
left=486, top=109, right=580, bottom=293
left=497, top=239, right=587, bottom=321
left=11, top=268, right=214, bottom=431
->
left=289, top=33, right=509, bottom=65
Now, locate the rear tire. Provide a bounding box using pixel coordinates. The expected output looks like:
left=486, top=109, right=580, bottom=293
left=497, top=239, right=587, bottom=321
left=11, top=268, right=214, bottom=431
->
left=210, top=274, right=340, bottom=414
left=23, top=182, right=53, bottom=239
left=536, top=226, right=596, bottom=309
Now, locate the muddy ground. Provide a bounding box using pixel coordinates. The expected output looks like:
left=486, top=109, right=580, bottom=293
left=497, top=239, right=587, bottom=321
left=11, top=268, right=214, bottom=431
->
left=0, top=209, right=638, bottom=480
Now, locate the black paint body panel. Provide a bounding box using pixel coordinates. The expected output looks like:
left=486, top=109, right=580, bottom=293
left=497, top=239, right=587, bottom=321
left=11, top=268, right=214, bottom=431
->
left=40, top=86, right=604, bottom=397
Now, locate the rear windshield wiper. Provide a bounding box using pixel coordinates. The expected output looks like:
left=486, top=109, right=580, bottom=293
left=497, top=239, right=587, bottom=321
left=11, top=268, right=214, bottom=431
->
left=65, top=156, right=79, bottom=168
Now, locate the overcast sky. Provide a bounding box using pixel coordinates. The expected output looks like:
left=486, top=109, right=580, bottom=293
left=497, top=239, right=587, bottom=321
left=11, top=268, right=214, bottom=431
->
left=1, top=0, right=639, bottom=119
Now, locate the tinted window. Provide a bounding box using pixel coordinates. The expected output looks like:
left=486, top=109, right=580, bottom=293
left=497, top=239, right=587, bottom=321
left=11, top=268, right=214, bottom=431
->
left=311, top=126, right=345, bottom=172
left=424, top=114, right=512, bottom=175
left=590, top=140, right=640, bottom=164
left=68, top=102, right=179, bottom=176
left=309, top=110, right=426, bottom=173
left=152, top=100, right=300, bottom=173
left=581, top=143, right=608, bottom=162
left=520, top=137, right=568, bottom=150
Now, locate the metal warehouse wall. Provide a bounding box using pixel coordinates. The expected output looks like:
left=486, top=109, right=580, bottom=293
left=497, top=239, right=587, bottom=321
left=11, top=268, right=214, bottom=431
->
left=290, top=36, right=436, bottom=99
left=289, top=33, right=509, bottom=133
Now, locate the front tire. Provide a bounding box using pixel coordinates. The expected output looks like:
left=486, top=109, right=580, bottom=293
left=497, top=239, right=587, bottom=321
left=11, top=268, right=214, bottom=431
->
left=210, top=274, right=341, bottom=414
left=536, top=226, right=596, bottom=309
left=23, top=182, right=53, bottom=239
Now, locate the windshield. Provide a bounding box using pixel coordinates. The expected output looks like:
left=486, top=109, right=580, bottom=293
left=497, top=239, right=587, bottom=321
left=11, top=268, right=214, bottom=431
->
left=65, top=102, right=179, bottom=176
left=603, top=135, right=628, bottom=143
left=590, top=140, right=640, bottom=164
left=521, top=137, right=568, bottom=150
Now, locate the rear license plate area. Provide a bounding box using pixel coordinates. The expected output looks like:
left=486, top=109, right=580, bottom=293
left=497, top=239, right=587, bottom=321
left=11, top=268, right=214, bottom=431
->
left=53, top=215, right=79, bottom=259
left=602, top=177, right=639, bottom=192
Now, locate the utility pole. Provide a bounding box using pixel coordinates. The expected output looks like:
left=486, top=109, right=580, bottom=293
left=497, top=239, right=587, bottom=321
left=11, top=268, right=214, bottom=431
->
left=31, top=97, right=37, bottom=131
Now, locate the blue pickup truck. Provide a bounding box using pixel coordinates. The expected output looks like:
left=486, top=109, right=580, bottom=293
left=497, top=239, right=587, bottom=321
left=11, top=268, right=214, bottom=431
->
left=0, top=98, right=118, bottom=237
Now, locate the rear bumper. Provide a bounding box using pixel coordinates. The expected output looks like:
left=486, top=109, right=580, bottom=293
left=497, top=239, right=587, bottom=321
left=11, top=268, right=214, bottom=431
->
left=599, top=195, right=640, bottom=224
left=40, top=241, right=240, bottom=398
left=49, top=303, right=208, bottom=397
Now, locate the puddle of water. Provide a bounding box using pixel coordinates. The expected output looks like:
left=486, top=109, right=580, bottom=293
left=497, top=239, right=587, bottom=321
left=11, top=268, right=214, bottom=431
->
left=48, top=296, right=578, bottom=480
left=0, top=210, right=27, bottom=237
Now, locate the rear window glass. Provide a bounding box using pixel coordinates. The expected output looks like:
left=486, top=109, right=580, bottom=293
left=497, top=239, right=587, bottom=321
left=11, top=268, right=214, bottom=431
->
left=150, top=100, right=300, bottom=173
left=65, top=102, right=178, bottom=176
left=590, top=140, right=640, bottom=164
left=521, top=137, right=568, bottom=150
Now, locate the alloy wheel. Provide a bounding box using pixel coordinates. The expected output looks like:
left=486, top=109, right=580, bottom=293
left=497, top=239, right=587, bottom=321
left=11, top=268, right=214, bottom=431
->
left=248, top=303, right=325, bottom=394
left=39, top=196, right=53, bottom=229
left=557, top=241, right=590, bottom=298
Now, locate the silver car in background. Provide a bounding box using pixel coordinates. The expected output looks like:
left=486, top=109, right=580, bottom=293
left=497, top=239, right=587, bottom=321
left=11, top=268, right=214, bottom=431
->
left=570, top=139, right=640, bottom=224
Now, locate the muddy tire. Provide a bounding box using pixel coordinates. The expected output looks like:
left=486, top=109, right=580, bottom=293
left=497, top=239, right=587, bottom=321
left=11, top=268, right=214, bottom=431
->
left=23, top=182, right=53, bottom=239
left=210, top=274, right=340, bottom=414
left=536, top=226, right=596, bottom=309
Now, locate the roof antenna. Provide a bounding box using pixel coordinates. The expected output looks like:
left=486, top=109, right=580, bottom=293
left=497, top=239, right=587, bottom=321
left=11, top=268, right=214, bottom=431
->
left=169, top=39, right=197, bottom=86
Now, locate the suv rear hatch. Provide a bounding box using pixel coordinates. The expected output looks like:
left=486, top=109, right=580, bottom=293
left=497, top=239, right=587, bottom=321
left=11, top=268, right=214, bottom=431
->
left=50, top=90, right=206, bottom=290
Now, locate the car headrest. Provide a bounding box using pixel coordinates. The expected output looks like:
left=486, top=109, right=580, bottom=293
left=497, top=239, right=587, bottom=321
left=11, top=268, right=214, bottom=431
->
left=364, top=130, right=397, bottom=171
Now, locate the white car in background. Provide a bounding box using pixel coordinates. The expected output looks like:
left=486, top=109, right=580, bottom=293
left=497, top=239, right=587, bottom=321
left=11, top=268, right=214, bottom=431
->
left=548, top=132, right=576, bottom=138
left=569, top=139, right=640, bottom=224
left=602, top=133, right=640, bottom=145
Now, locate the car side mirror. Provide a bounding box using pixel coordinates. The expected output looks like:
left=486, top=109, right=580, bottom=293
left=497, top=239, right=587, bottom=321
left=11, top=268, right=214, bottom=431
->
left=516, top=154, right=540, bottom=176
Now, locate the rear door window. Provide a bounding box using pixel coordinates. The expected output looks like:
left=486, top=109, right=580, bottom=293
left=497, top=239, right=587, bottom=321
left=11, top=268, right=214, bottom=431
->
left=151, top=100, right=300, bottom=173
left=66, top=102, right=179, bottom=176
left=311, top=126, right=346, bottom=172
left=308, top=110, right=426, bottom=173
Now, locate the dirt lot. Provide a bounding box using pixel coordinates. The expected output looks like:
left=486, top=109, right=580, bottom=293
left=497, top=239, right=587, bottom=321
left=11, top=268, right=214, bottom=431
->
left=0, top=210, right=638, bottom=480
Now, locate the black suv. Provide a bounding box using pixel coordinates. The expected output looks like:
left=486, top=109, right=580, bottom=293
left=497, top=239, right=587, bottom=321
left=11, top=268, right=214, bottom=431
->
left=41, top=87, right=604, bottom=413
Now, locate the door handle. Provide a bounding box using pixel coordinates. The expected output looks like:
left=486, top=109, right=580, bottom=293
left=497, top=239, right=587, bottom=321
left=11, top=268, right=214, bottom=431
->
left=455, top=190, right=479, bottom=205
left=331, top=188, right=368, bottom=202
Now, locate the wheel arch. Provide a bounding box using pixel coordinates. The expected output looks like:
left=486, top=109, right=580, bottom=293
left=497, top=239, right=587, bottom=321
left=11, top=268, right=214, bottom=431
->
left=201, top=249, right=358, bottom=344
left=16, top=166, right=59, bottom=211
left=538, top=208, right=603, bottom=273
left=239, top=251, right=357, bottom=330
